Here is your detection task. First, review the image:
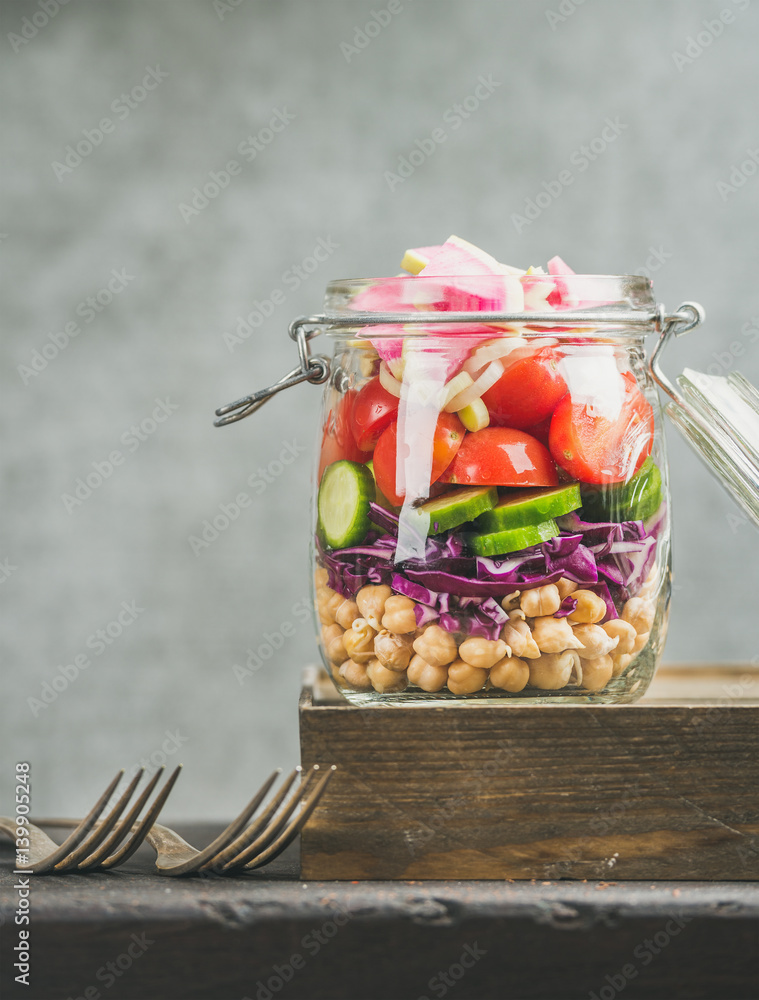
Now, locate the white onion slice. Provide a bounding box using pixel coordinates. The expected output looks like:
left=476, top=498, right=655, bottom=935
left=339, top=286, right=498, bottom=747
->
left=379, top=361, right=402, bottom=397
left=462, top=338, right=528, bottom=377
left=441, top=371, right=474, bottom=408
left=445, top=359, right=504, bottom=412
left=525, top=337, right=559, bottom=349
left=464, top=337, right=561, bottom=379
left=386, top=356, right=405, bottom=380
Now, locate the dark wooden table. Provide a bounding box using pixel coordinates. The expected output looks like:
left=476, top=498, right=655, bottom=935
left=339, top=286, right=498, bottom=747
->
left=1, top=825, right=758, bottom=1000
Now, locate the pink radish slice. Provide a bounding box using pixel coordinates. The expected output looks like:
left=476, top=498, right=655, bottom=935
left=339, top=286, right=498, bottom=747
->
left=400, top=245, right=442, bottom=273
left=521, top=274, right=555, bottom=311
left=546, top=255, right=580, bottom=308
left=547, top=255, right=575, bottom=276
left=545, top=256, right=607, bottom=309
left=350, top=281, right=424, bottom=367
left=545, top=256, right=614, bottom=311
left=351, top=278, right=474, bottom=362
left=411, top=245, right=441, bottom=258
left=406, top=323, right=492, bottom=380
left=422, top=235, right=507, bottom=275
left=362, top=323, right=486, bottom=378
left=358, top=322, right=404, bottom=368
left=419, top=236, right=525, bottom=313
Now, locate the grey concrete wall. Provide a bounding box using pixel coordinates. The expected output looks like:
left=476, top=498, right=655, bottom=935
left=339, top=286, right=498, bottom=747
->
left=2, top=0, right=758, bottom=820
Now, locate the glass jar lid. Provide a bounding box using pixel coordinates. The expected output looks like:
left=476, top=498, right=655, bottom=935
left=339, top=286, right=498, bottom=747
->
left=649, top=307, right=759, bottom=530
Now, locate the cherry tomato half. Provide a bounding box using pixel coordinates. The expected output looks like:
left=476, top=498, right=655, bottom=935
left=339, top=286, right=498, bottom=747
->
left=481, top=347, right=567, bottom=430
left=351, top=376, right=399, bottom=452
left=523, top=413, right=553, bottom=448
left=373, top=412, right=465, bottom=506
left=318, top=390, right=366, bottom=481
left=548, top=372, right=654, bottom=484
left=438, top=427, right=559, bottom=488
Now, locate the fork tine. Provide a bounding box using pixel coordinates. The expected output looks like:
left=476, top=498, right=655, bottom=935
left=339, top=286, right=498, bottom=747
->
left=76, top=768, right=165, bottom=871
left=220, top=766, right=332, bottom=873
left=28, top=770, right=124, bottom=875
left=215, top=767, right=317, bottom=872
left=55, top=769, right=146, bottom=871
left=203, top=767, right=308, bottom=873
left=97, top=765, right=182, bottom=870
left=235, top=766, right=335, bottom=873
left=156, top=767, right=284, bottom=877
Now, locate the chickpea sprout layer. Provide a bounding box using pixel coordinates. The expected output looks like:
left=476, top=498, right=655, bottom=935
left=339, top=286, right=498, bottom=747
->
left=316, top=567, right=658, bottom=697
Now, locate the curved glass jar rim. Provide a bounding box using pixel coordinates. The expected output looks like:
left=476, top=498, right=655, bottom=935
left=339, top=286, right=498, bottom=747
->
left=324, top=274, right=656, bottom=336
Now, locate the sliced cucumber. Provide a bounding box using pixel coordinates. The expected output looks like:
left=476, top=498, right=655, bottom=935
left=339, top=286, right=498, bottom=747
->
left=468, top=518, right=560, bottom=556
left=364, top=458, right=398, bottom=514
left=474, top=483, right=581, bottom=533
left=317, top=460, right=374, bottom=549
left=411, top=486, right=498, bottom=536
left=580, top=459, right=662, bottom=523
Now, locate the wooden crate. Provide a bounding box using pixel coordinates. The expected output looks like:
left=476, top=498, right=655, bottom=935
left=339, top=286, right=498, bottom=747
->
left=299, top=664, right=759, bottom=880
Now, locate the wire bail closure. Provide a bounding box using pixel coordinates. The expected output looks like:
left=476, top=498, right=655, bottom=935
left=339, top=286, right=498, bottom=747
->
left=214, top=319, right=330, bottom=427
left=648, top=301, right=706, bottom=400
left=214, top=303, right=704, bottom=427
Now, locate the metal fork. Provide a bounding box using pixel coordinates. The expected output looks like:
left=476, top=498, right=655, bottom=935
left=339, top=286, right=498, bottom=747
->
left=144, top=763, right=335, bottom=876
left=5, top=764, right=335, bottom=877
left=0, top=766, right=180, bottom=874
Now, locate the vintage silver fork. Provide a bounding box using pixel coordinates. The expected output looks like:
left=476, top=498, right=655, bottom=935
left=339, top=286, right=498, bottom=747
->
left=144, top=764, right=335, bottom=876
left=0, top=766, right=180, bottom=874
left=3, top=764, right=335, bottom=877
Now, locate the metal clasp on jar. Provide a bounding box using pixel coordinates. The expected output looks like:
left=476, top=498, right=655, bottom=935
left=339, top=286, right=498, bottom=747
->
left=214, top=317, right=330, bottom=426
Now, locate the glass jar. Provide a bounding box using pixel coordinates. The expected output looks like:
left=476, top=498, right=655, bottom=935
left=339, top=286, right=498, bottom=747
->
left=311, top=274, right=672, bottom=704
left=215, top=271, right=758, bottom=706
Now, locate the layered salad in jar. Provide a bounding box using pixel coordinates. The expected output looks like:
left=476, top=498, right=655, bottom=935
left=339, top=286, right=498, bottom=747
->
left=314, top=237, right=668, bottom=703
